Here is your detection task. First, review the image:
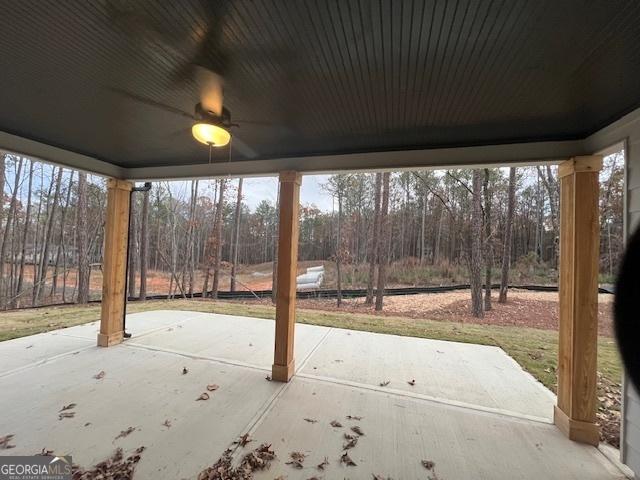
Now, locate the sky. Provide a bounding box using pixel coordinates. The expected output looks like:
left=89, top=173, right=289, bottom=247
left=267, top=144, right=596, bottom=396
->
left=241, top=174, right=332, bottom=211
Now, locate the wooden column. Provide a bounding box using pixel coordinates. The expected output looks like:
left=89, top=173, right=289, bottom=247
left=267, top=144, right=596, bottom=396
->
left=272, top=171, right=301, bottom=382
left=98, top=179, right=133, bottom=347
left=554, top=156, right=602, bottom=445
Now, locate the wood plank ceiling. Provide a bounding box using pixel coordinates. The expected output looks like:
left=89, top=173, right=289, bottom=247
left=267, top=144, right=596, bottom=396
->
left=1, top=0, right=640, bottom=168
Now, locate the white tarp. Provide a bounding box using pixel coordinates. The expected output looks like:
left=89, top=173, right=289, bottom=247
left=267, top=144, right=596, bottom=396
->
left=296, top=266, right=324, bottom=289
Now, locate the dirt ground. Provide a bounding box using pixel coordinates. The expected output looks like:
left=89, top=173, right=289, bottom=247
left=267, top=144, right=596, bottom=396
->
left=297, top=289, right=616, bottom=337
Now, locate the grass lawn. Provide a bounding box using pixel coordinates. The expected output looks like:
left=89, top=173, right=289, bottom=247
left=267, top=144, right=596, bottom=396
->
left=0, top=298, right=621, bottom=393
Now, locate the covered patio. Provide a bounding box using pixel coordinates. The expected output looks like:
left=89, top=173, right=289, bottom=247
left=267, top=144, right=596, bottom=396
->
left=1, top=0, right=640, bottom=477
left=0, top=311, right=625, bottom=479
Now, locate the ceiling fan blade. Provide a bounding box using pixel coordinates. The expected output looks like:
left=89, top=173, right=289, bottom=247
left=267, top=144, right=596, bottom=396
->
left=108, top=88, right=195, bottom=120
left=231, top=135, right=258, bottom=159
left=194, top=66, right=224, bottom=116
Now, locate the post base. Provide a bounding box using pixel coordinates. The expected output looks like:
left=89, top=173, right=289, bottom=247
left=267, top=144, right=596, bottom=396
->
left=272, top=361, right=295, bottom=382
left=97, top=330, right=124, bottom=347
left=554, top=405, right=599, bottom=446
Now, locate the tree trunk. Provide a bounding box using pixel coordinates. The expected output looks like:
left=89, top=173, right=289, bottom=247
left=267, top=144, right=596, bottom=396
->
left=0, top=158, right=23, bottom=305
left=499, top=167, right=517, bottom=303
left=230, top=178, right=243, bottom=292
left=15, top=160, right=34, bottom=308
left=0, top=154, right=5, bottom=234
left=366, top=173, right=382, bottom=305
left=139, top=187, right=150, bottom=300
left=483, top=169, right=493, bottom=311
left=35, top=166, right=62, bottom=304
left=420, top=189, right=427, bottom=265
left=375, top=172, right=390, bottom=311
left=76, top=172, right=90, bottom=303
left=211, top=179, right=226, bottom=298
left=538, top=165, right=559, bottom=266
left=336, top=191, right=343, bottom=307
left=271, top=188, right=279, bottom=305
left=127, top=192, right=137, bottom=299
left=470, top=170, right=484, bottom=318
left=50, top=171, right=74, bottom=298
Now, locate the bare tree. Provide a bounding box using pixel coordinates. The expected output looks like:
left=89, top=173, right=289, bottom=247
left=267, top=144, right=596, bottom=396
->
left=483, top=169, right=493, bottom=311
left=76, top=172, right=90, bottom=303
left=127, top=193, right=137, bottom=299
left=375, top=172, right=390, bottom=311
left=0, top=157, right=23, bottom=305
left=210, top=179, right=226, bottom=298
left=365, top=173, right=382, bottom=305
left=230, top=178, right=243, bottom=292
left=537, top=165, right=559, bottom=265
left=499, top=167, right=517, bottom=303
left=15, top=160, right=34, bottom=307
left=139, top=187, right=150, bottom=300
left=50, top=171, right=74, bottom=297
left=470, top=170, right=484, bottom=317
left=34, top=166, right=63, bottom=304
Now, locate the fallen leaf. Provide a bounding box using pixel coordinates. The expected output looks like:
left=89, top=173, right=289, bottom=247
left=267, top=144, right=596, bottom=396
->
left=162, top=420, right=172, bottom=428
left=285, top=451, right=306, bottom=469
left=84, top=422, right=91, bottom=427
left=206, top=384, right=219, bottom=392
left=340, top=452, right=356, bottom=466
left=93, top=371, right=105, bottom=380
left=422, top=460, right=435, bottom=470
left=58, top=412, right=75, bottom=420
left=26, top=345, right=33, bottom=349
left=72, top=446, right=145, bottom=478
left=317, top=456, right=330, bottom=470
left=351, top=425, right=365, bottom=436
left=304, top=418, right=318, bottom=423
left=346, top=415, right=363, bottom=421
left=60, top=403, right=77, bottom=412
left=38, top=448, right=54, bottom=456
left=233, top=433, right=253, bottom=447
left=0, top=434, right=15, bottom=449
left=408, top=379, right=416, bottom=386
left=330, top=420, right=343, bottom=428
left=379, top=380, right=390, bottom=387
left=265, top=375, right=272, bottom=381
left=196, top=392, right=210, bottom=401
left=115, top=427, right=136, bottom=440
left=343, top=433, right=358, bottom=449
left=182, top=367, right=188, bottom=375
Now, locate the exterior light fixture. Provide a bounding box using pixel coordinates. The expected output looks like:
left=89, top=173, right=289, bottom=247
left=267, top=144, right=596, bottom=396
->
left=191, top=122, right=231, bottom=147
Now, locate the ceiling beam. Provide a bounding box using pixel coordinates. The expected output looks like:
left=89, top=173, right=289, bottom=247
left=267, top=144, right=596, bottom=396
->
left=0, top=129, right=587, bottom=180
left=124, top=139, right=586, bottom=181
left=0, top=131, right=125, bottom=178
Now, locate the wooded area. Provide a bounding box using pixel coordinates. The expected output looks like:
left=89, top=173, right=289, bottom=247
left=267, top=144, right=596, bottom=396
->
left=0, top=151, right=624, bottom=314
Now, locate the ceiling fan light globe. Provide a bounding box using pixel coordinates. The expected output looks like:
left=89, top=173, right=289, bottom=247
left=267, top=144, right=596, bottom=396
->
left=192, top=123, right=231, bottom=147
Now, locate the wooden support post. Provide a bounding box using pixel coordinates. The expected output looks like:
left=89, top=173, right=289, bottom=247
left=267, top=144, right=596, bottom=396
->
left=554, top=155, right=602, bottom=445
left=98, top=179, right=133, bottom=347
left=272, top=171, right=301, bottom=382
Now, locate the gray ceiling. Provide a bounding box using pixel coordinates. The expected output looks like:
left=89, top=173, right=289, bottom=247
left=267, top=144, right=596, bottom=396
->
left=1, top=0, right=639, bottom=169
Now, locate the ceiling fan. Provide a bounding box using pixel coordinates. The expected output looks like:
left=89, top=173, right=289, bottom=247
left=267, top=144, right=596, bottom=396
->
left=106, top=1, right=276, bottom=160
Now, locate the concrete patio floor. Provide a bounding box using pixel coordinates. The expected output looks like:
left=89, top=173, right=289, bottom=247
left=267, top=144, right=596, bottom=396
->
left=0, top=310, right=627, bottom=479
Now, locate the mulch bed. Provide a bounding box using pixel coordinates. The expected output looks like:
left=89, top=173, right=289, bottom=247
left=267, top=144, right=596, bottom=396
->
left=296, top=290, right=615, bottom=337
